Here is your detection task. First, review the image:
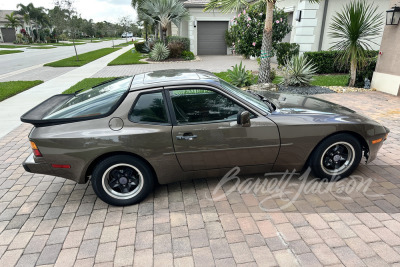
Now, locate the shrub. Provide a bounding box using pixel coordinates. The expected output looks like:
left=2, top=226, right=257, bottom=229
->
left=135, top=42, right=147, bottom=53
left=227, top=5, right=291, bottom=58
left=182, top=50, right=195, bottom=60
left=275, top=43, right=300, bottom=67
left=15, top=33, right=24, bottom=44
left=227, top=62, right=255, bottom=87
left=225, top=29, right=234, bottom=47
left=281, top=55, right=318, bottom=86
left=270, top=68, right=276, bottom=82
left=58, top=33, right=68, bottom=41
left=149, top=43, right=170, bottom=61
left=304, top=50, right=378, bottom=74
left=168, top=41, right=185, bottom=58
left=351, top=56, right=377, bottom=88
left=166, top=36, right=190, bottom=51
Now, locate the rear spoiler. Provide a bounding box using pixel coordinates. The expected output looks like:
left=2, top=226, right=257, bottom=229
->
left=20, top=94, right=74, bottom=126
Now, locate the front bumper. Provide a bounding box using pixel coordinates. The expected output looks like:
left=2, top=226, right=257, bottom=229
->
left=366, top=126, right=390, bottom=164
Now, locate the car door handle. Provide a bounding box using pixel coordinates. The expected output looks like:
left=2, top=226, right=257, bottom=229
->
left=176, top=134, right=197, bottom=141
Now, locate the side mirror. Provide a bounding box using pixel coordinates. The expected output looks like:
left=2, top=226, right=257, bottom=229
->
left=237, top=111, right=251, bottom=127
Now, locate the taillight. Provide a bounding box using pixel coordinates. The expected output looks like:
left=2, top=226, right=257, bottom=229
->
left=30, top=141, right=42, bottom=157
left=51, top=164, right=71, bottom=169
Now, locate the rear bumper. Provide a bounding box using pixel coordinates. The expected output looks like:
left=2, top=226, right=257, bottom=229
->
left=23, top=153, right=57, bottom=177
left=22, top=156, right=32, bottom=173
left=23, top=153, right=81, bottom=183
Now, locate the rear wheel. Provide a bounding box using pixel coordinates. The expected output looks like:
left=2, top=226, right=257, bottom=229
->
left=309, top=134, right=362, bottom=181
left=91, top=155, right=154, bottom=206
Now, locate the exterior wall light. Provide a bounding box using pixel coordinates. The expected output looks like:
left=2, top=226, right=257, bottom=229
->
left=295, top=10, right=302, bottom=22
left=386, top=5, right=400, bottom=25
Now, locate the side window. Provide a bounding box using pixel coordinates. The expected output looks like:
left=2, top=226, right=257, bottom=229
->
left=170, top=89, right=246, bottom=124
left=129, top=92, right=169, bottom=124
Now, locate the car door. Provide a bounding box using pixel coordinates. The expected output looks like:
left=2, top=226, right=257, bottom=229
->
left=166, top=87, right=280, bottom=172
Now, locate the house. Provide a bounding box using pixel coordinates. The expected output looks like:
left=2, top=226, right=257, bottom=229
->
left=275, top=0, right=390, bottom=52
left=371, top=0, right=400, bottom=96
left=172, top=0, right=389, bottom=56
left=0, top=10, right=26, bottom=43
left=171, top=0, right=236, bottom=55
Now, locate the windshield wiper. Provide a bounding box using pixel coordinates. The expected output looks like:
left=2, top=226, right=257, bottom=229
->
left=248, top=91, right=276, bottom=111
left=74, top=88, right=85, bottom=96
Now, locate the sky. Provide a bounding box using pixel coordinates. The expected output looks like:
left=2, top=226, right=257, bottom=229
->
left=0, top=0, right=138, bottom=24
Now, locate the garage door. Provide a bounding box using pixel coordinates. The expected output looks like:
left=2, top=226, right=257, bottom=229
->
left=1, top=28, right=16, bottom=43
left=197, top=21, right=228, bottom=55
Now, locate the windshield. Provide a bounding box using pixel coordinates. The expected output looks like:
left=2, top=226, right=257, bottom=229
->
left=219, top=79, right=271, bottom=114
left=44, top=77, right=132, bottom=120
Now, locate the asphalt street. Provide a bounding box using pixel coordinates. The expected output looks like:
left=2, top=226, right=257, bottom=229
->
left=0, top=39, right=127, bottom=75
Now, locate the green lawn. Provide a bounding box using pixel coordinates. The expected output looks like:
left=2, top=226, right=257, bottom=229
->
left=0, top=80, right=43, bottom=102
left=45, top=48, right=120, bottom=67
left=0, top=45, right=29, bottom=49
left=62, top=77, right=117, bottom=94
left=29, top=43, right=54, bottom=46
left=311, top=74, right=349, bottom=87
left=213, top=71, right=260, bottom=84
left=270, top=75, right=348, bottom=86
left=28, top=46, right=56, bottom=49
left=108, top=50, right=147, bottom=66
left=53, top=42, right=86, bottom=46
left=115, top=42, right=133, bottom=47
left=0, top=50, right=24, bottom=55
left=272, top=76, right=282, bottom=84
left=213, top=71, right=230, bottom=82
left=214, top=72, right=348, bottom=87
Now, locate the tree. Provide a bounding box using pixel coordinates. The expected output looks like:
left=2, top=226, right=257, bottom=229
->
left=227, top=5, right=291, bottom=58
left=48, top=6, right=69, bottom=39
left=5, top=12, right=22, bottom=40
left=54, top=0, right=80, bottom=60
left=205, top=0, right=320, bottom=83
left=119, top=16, right=132, bottom=42
left=82, top=19, right=95, bottom=41
left=132, top=0, right=150, bottom=40
left=31, top=7, right=50, bottom=42
left=15, top=3, right=35, bottom=39
left=329, top=0, right=383, bottom=87
left=95, top=22, right=106, bottom=38
left=139, top=0, right=188, bottom=43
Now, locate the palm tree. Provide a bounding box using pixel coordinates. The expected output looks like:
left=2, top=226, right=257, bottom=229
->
left=139, top=0, right=188, bottom=43
left=5, top=12, right=22, bottom=40
left=329, top=0, right=383, bottom=87
left=31, top=7, right=50, bottom=42
left=205, top=0, right=320, bottom=83
left=15, top=3, right=35, bottom=38
left=132, top=0, right=148, bottom=40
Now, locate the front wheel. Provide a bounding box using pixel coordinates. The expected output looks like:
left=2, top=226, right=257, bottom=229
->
left=309, top=134, right=362, bottom=181
left=91, top=155, right=154, bottom=206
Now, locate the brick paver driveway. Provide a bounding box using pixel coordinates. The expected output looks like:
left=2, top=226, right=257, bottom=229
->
left=0, top=91, right=399, bottom=266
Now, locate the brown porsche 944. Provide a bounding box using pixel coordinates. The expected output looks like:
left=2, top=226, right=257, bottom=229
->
left=21, top=69, right=389, bottom=206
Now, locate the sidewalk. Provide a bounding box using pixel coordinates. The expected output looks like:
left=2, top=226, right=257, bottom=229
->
left=0, top=44, right=134, bottom=139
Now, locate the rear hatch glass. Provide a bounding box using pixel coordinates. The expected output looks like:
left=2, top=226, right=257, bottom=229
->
left=44, top=77, right=132, bottom=120
left=21, top=77, right=132, bottom=126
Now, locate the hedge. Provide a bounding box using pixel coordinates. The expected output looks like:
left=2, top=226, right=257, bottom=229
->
left=304, top=50, right=378, bottom=74
left=352, top=56, right=377, bottom=88
left=166, top=36, right=190, bottom=51
left=275, top=42, right=300, bottom=66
